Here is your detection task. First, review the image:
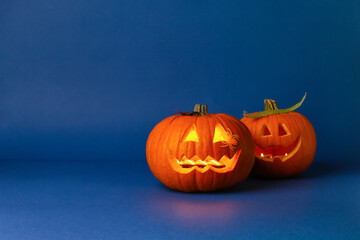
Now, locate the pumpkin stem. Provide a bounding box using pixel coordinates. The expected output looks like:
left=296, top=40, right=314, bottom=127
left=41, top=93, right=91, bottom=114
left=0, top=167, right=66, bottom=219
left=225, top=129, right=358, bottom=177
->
left=264, top=99, right=279, bottom=111
left=243, top=93, right=307, bottom=118
left=194, top=104, right=209, bottom=116
left=177, top=104, right=209, bottom=116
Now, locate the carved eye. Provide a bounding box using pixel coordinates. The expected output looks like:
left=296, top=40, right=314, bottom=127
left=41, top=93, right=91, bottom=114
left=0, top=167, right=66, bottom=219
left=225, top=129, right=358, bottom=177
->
left=279, top=123, right=290, bottom=136
left=213, top=124, right=239, bottom=151
left=261, top=124, right=271, bottom=137
left=213, top=124, right=228, bottom=143
left=183, top=125, right=199, bottom=142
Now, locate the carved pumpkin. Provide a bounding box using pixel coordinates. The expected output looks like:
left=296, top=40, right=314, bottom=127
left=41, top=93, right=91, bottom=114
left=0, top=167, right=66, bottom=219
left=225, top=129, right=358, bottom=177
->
left=241, top=93, right=316, bottom=178
left=146, top=104, right=255, bottom=192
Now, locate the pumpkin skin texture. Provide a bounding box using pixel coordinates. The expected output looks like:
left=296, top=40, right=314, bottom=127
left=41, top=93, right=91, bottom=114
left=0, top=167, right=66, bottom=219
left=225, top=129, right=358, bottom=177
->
left=146, top=106, right=254, bottom=192
left=241, top=95, right=316, bottom=178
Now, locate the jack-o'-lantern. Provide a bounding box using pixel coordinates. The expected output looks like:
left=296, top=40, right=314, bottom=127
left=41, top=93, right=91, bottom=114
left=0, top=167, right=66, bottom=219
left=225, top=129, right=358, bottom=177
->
left=146, top=104, right=255, bottom=192
left=241, top=93, right=316, bottom=178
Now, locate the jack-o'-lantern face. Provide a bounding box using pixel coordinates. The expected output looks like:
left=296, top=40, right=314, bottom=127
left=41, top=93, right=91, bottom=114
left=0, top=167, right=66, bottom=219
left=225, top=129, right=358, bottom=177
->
left=254, top=122, right=301, bottom=162
left=146, top=104, right=255, bottom=192
left=168, top=123, right=241, bottom=174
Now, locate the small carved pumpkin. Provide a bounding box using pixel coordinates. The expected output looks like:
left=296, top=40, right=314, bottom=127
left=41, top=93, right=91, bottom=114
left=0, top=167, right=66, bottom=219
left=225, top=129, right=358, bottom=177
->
left=241, top=94, right=316, bottom=178
left=146, top=104, right=255, bottom=192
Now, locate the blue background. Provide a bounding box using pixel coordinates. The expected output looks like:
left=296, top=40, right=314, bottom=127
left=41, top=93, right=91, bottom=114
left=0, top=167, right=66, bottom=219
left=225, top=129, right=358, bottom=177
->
left=0, top=0, right=359, bottom=239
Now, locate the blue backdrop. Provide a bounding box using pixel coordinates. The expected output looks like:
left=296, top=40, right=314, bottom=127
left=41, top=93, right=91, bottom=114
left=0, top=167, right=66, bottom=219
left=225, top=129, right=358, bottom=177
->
left=1, top=0, right=359, bottom=161
left=0, top=1, right=359, bottom=239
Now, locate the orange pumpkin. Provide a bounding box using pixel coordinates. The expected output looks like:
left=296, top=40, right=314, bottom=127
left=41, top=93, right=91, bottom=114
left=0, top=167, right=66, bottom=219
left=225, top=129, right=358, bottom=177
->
left=146, top=104, right=255, bottom=192
left=241, top=94, right=316, bottom=178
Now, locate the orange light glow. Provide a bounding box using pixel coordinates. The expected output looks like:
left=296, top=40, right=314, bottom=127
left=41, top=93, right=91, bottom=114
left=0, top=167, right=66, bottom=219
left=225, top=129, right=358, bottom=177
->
left=183, top=125, right=199, bottom=142
left=178, top=159, right=225, bottom=168
left=213, top=124, right=228, bottom=143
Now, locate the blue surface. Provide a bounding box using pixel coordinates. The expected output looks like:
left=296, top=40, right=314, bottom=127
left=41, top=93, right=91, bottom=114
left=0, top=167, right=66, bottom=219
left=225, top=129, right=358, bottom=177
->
left=0, top=0, right=359, bottom=239
left=0, top=159, right=359, bottom=239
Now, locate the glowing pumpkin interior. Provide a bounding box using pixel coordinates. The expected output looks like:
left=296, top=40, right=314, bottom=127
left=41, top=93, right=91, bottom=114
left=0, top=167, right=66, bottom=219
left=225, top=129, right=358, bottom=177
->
left=168, top=123, right=241, bottom=174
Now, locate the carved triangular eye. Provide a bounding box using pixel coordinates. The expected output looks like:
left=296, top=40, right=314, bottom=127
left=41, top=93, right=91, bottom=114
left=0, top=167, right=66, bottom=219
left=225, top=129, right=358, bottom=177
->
left=213, top=124, right=228, bottom=143
left=183, top=125, right=199, bottom=142
left=279, top=123, right=290, bottom=136
left=261, top=124, right=271, bottom=136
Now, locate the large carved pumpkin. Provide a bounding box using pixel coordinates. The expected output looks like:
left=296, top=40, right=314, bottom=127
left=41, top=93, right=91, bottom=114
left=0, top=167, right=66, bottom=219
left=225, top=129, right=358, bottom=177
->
left=146, top=104, right=255, bottom=192
left=241, top=94, right=316, bottom=178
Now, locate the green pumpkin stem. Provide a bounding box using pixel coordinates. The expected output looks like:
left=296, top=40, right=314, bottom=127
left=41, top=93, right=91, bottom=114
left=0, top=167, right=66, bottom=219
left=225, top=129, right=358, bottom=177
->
left=243, top=93, right=307, bottom=118
left=264, top=99, right=279, bottom=111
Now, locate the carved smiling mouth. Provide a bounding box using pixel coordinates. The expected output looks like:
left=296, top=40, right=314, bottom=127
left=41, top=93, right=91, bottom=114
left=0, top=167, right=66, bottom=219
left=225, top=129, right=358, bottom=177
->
left=255, top=138, right=301, bottom=162
left=168, top=150, right=241, bottom=173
